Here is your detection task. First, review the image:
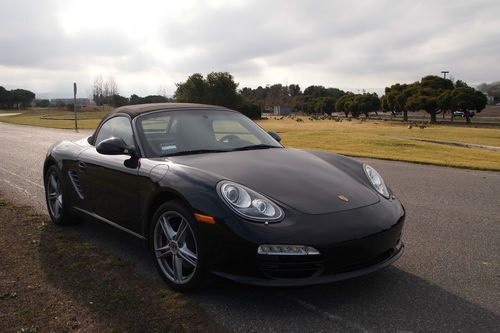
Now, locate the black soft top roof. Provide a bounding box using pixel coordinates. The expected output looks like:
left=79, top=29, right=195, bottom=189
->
left=90, top=103, right=236, bottom=143
left=107, top=102, right=233, bottom=119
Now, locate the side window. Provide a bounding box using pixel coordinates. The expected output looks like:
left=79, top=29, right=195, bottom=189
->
left=95, top=116, right=134, bottom=146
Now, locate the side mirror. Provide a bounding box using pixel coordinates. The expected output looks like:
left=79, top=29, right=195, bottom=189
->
left=96, top=137, right=136, bottom=156
left=268, top=131, right=281, bottom=142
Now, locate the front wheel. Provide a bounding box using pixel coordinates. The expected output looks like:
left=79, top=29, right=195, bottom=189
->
left=150, top=201, right=207, bottom=292
left=44, top=164, right=76, bottom=225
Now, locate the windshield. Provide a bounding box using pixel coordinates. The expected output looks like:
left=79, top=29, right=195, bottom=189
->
left=136, top=109, right=282, bottom=157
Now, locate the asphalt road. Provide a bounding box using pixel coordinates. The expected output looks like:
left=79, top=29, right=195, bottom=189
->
left=0, top=122, right=499, bottom=332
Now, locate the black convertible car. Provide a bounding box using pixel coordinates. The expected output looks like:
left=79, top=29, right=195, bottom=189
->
left=44, top=103, right=405, bottom=291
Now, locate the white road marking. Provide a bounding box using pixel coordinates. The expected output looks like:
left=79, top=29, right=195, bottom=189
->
left=0, top=165, right=44, bottom=189
left=277, top=292, right=371, bottom=333
left=0, top=177, right=40, bottom=202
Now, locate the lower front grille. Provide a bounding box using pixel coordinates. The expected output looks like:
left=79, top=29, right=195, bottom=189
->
left=323, top=248, right=395, bottom=274
left=257, top=254, right=325, bottom=279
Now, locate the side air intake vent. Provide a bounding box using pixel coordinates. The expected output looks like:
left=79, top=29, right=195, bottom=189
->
left=68, top=170, right=84, bottom=199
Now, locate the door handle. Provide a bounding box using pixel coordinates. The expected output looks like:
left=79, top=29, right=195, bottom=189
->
left=78, top=161, right=87, bottom=171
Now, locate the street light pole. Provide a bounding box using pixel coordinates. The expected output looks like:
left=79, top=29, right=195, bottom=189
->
left=441, top=71, right=449, bottom=79
left=73, top=82, right=78, bottom=132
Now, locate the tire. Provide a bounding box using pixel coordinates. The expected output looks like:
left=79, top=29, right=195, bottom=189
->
left=44, top=164, right=77, bottom=225
left=150, top=200, right=207, bottom=292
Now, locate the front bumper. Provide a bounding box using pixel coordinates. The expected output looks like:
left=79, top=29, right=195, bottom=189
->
left=202, top=194, right=405, bottom=287
left=212, top=241, right=404, bottom=287
left=209, top=211, right=405, bottom=287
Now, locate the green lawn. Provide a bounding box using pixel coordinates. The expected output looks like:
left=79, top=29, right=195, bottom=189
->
left=257, top=117, right=500, bottom=171
left=1, top=109, right=499, bottom=171
left=0, top=108, right=108, bottom=129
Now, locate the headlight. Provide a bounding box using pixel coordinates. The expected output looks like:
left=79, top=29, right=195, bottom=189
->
left=363, top=164, right=390, bottom=198
left=218, top=181, right=284, bottom=222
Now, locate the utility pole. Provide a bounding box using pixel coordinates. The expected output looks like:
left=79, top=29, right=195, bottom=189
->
left=73, top=82, right=78, bottom=132
left=441, top=71, right=449, bottom=79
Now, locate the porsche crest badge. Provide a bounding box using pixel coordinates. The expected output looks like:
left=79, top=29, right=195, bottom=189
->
left=337, top=194, right=349, bottom=202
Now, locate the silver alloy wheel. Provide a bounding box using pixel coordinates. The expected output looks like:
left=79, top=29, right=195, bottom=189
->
left=47, top=171, right=63, bottom=219
left=154, top=211, right=198, bottom=284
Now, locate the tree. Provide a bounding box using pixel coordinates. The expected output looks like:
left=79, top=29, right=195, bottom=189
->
left=436, top=90, right=454, bottom=121
left=35, top=99, right=50, bottom=107
left=129, top=94, right=142, bottom=105
left=420, top=75, right=454, bottom=90
left=402, top=76, right=454, bottom=123
left=302, top=85, right=345, bottom=114
left=326, top=88, right=345, bottom=100
left=92, top=76, right=119, bottom=106
left=335, top=92, right=379, bottom=118
left=142, top=95, right=169, bottom=104
left=174, top=72, right=260, bottom=119
left=110, top=94, right=129, bottom=107
left=288, top=84, right=301, bottom=97
left=92, top=76, right=104, bottom=106
left=174, top=73, right=209, bottom=103
left=383, top=83, right=419, bottom=121
left=104, top=77, right=118, bottom=98
left=380, top=95, right=389, bottom=113
left=238, top=98, right=261, bottom=119
left=206, top=72, right=240, bottom=108
left=303, top=85, right=329, bottom=98
left=265, top=84, right=292, bottom=109
left=240, top=85, right=269, bottom=112
left=128, top=94, right=169, bottom=105
left=450, top=87, right=487, bottom=123
left=11, top=89, right=35, bottom=109
left=335, top=93, right=354, bottom=117
left=311, top=97, right=337, bottom=114
left=355, top=93, right=380, bottom=118
left=0, top=86, right=13, bottom=108
left=405, top=88, right=439, bottom=122
left=477, top=81, right=500, bottom=103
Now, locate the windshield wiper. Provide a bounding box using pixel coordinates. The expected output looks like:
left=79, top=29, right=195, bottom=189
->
left=162, top=149, right=228, bottom=157
left=230, top=144, right=280, bottom=151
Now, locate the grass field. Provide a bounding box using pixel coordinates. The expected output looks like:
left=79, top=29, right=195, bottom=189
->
left=0, top=195, right=222, bottom=333
left=1, top=108, right=499, bottom=171
left=0, top=107, right=109, bottom=129
left=257, top=118, right=500, bottom=171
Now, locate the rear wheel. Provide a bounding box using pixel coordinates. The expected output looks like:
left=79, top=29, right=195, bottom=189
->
left=150, top=201, right=206, bottom=292
left=45, top=165, right=76, bottom=225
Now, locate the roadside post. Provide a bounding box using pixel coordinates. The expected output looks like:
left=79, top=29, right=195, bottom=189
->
left=73, top=82, right=78, bottom=132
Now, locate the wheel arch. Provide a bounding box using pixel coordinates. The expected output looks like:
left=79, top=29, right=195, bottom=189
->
left=143, top=189, right=193, bottom=240
left=43, top=157, right=58, bottom=183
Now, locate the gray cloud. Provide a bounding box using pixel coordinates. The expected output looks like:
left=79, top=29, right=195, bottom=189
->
left=0, top=0, right=499, bottom=98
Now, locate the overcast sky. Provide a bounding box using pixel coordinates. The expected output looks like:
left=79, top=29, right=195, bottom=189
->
left=1, top=0, right=499, bottom=98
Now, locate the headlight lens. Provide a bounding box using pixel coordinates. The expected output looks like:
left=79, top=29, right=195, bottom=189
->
left=363, top=164, right=390, bottom=198
left=218, top=181, right=284, bottom=222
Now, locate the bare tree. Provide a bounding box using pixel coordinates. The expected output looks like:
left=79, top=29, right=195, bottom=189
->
left=92, top=75, right=104, bottom=105
left=91, top=76, right=119, bottom=105
left=107, top=77, right=118, bottom=97
left=157, top=86, right=167, bottom=98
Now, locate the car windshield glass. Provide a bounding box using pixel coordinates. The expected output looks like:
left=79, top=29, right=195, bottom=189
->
left=136, top=109, right=282, bottom=157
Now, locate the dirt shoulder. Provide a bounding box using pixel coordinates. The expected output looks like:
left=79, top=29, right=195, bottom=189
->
left=0, top=194, right=224, bottom=333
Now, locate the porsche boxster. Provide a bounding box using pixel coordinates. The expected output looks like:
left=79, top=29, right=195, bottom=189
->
left=43, top=103, right=405, bottom=291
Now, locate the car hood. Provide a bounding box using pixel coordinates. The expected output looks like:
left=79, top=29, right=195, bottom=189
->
left=167, top=148, right=380, bottom=214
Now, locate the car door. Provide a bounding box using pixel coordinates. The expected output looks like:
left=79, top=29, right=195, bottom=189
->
left=78, top=115, right=141, bottom=233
